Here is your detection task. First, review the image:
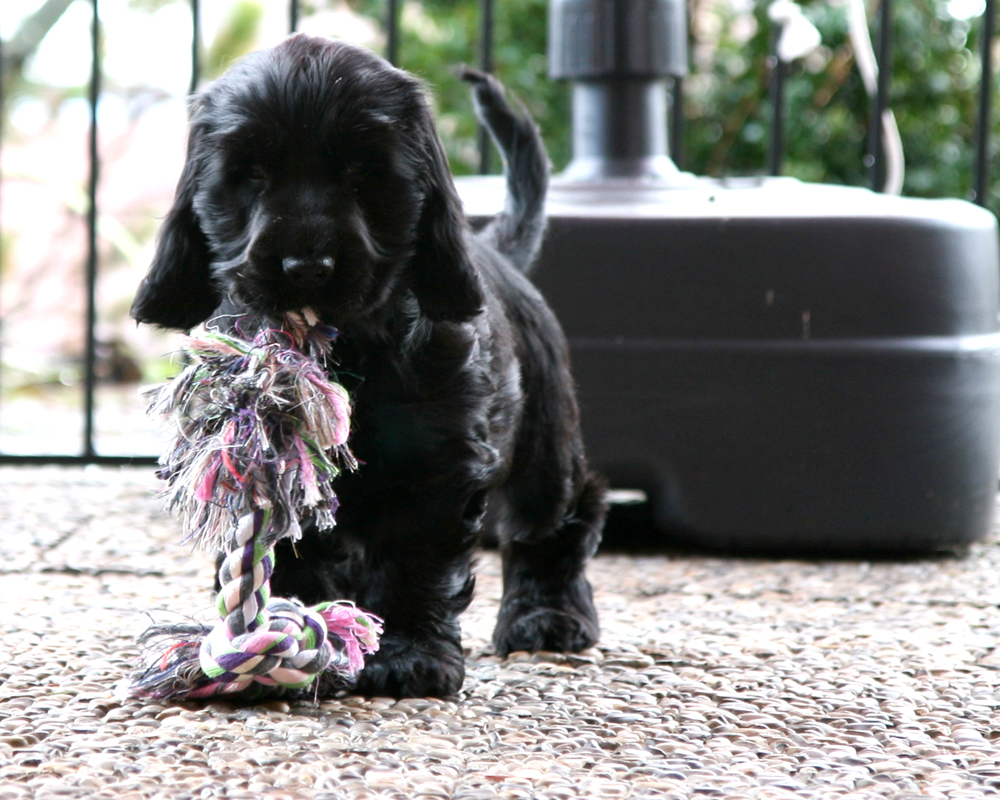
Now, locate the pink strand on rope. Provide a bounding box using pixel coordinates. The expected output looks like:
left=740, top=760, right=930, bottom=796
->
left=195, top=456, right=221, bottom=503
left=321, top=603, right=382, bottom=674
left=294, top=432, right=321, bottom=507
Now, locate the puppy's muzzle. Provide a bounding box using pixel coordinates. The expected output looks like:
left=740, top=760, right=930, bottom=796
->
left=282, top=255, right=335, bottom=288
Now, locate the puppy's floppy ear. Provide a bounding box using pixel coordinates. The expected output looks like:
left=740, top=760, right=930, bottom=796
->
left=131, top=117, right=220, bottom=330
left=408, top=106, right=485, bottom=322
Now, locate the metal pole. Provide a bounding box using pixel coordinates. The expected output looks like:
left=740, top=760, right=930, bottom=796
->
left=974, top=0, right=996, bottom=205
left=0, top=32, right=5, bottom=451
left=767, top=36, right=787, bottom=176
left=83, top=0, right=102, bottom=458
left=386, top=0, right=400, bottom=66
left=189, top=0, right=200, bottom=95
left=289, top=0, right=299, bottom=34
left=868, top=0, right=892, bottom=191
left=478, top=0, right=494, bottom=174
left=670, top=76, right=684, bottom=170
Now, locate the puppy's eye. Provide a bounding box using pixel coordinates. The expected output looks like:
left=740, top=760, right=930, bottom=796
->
left=248, top=164, right=268, bottom=183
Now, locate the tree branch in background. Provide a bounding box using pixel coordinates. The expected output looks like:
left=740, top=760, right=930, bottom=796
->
left=812, top=44, right=856, bottom=111
left=3, top=0, right=76, bottom=76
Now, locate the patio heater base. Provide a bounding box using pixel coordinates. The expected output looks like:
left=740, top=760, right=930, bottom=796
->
left=459, top=176, right=1000, bottom=556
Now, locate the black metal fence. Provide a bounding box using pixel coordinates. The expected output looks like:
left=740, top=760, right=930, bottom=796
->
left=0, top=0, right=997, bottom=466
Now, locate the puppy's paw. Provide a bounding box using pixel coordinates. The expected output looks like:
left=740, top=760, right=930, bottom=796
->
left=352, top=635, right=465, bottom=699
left=492, top=597, right=599, bottom=657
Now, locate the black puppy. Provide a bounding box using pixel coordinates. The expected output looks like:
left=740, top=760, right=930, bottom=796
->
left=132, top=34, right=606, bottom=698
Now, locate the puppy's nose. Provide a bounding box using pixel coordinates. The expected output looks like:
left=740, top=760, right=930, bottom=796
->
left=282, top=255, right=334, bottom=286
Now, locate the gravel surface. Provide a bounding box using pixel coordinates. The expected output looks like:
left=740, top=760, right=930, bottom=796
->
left=1, top=466, right=1000, bottom=799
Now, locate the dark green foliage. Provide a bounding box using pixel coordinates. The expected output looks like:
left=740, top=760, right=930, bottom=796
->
left=5, top=0, right=992, bottom=205
left=685, top=0, right=987, bottom=208
left=204, top=0, right=266, bottom=80
left=342, top=0, right=568, bottom=173
left=338, top=0, right=995, bottom=213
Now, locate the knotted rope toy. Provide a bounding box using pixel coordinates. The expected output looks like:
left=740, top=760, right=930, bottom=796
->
left=128, top=310, right=382, bottom=701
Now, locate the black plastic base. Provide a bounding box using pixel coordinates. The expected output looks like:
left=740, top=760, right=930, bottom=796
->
left=460, top=176, right=1000, bottom=556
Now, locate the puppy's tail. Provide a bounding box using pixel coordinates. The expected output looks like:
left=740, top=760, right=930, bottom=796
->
left=460, top=67, right=549, bottom=274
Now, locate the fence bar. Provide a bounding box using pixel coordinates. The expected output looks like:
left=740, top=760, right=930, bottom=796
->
left=189, top=0, right=200, bottom=95
left=0, top=32, right=5, bottom=446
left=386, top=0, right=400, bottom=66
left=868, top=0, right=892, bottom=191
left=477, top=0, right=495, bottom=174
left=0, top=454, right=159, bottom=466
left=670, top=77, right=684, bottom=170
left=289, top=0, right=299, bottom=34
left=82, top=0, right=102, bottom=459
left=974, top=0, right=996, bottom=205
left=767, top=44, right=787, bottom=176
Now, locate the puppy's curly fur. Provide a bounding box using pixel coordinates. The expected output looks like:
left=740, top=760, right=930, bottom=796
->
left=132, top=34, right=606, bottom=698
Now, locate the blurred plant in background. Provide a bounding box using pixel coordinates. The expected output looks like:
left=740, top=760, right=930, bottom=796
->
left=339, top=0, right=568, bottom=171
left=682, top=0, right=990, bottom=204
left=0, top=0, right=286, bottom=454
left=3, top=0, right=995, bottom=214
left=358, top=0, right=992, bottom=210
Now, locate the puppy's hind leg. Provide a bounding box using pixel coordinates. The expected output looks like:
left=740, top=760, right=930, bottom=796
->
left=492, top=470, right=607, bottom=656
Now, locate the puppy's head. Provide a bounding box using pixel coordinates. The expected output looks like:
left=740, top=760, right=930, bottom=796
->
left=132, top=34, right=483, bottom=330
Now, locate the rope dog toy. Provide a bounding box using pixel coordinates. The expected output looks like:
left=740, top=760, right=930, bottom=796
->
left=128, top=310, right=381, bottom=701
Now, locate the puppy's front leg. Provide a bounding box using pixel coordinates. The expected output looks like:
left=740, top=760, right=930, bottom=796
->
left=351, top=537, right=476, bottom=699
left=268, top=504, right=477, bottom=698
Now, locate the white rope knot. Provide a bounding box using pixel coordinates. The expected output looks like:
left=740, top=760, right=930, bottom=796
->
left=191, top=512, right=376, bottom=697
